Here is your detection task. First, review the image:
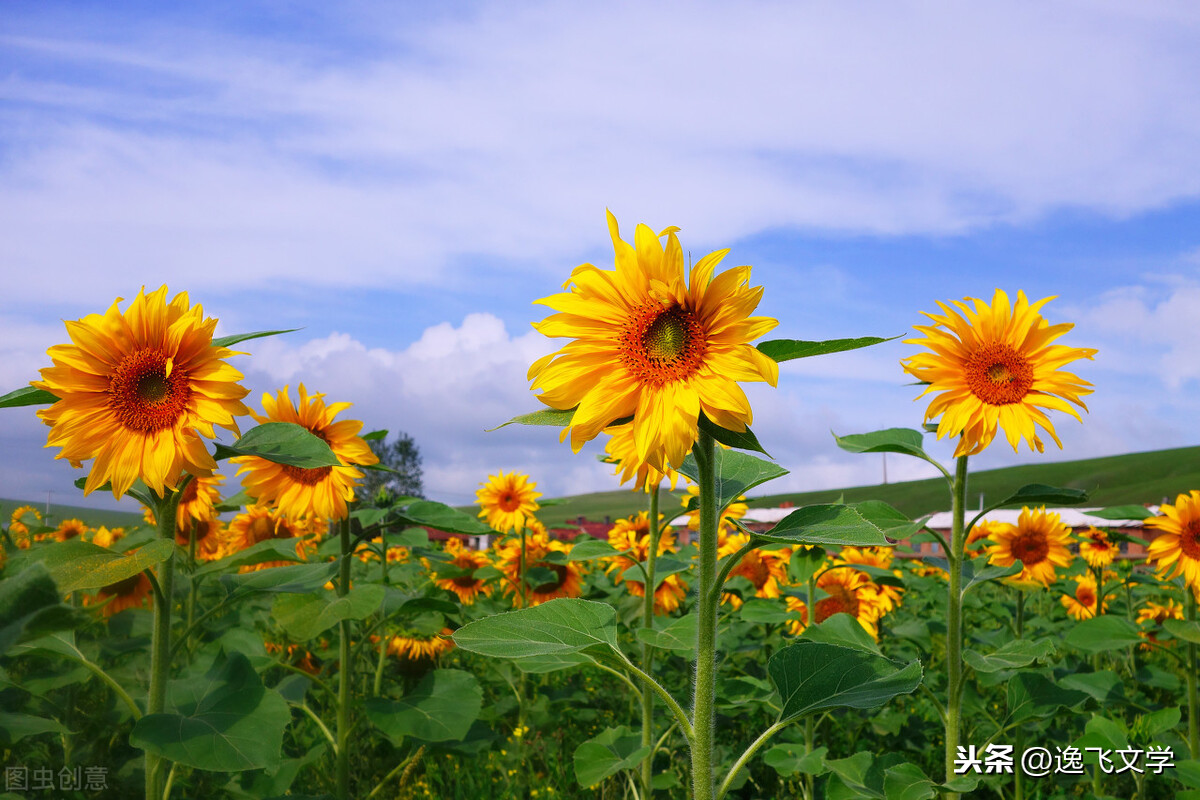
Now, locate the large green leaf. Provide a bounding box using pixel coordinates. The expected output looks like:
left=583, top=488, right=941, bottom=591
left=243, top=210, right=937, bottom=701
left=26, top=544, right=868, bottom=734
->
left=757, top=336, right=893, bottom=362
left=0, top=565, right=85, bottom=656
left=220, top=562, right=338, bottom=596
left=25, top=539, right=175, bottom=594
left=679, top=448, right=788, bottom=512
left=213, top=422, right=339, bottom=468
left=964, top=638, right=1055, bottom=673
left=0, top=713, right=70, bottom=745
left=573, top=726, right=650, bottom=788
left=833, top=428, right=941, bottom=471
left=211, top=329, right=299, bottom=348
left=1006, top=672, right=1088, bottom=724
left=798, top=614, right=881, bottom=655
left=1088, top=505, right=1153, bottom=521
left=758, top=505, right=892, bottom=548
left=488, top=407, right=577, bottom=431
left=739, top=599, right=794, bottom=624
left=961, top=558, right=1022, bottom=595
left=768, top=641, right=921, bottom=723
left=365, top=669, right=482, bottom=743
left=453, top=599, right=618, bottom=660
left=0, top=386, right=57, bottom=408
left=272, top=585, right=386, bottom=641
left=130, top=652, right=290, bottom=771
left=634, top=613, right=697, bottom=656
left=1165, top=619, right=1200, bottom=645
left=568, top=539, right=623, bottom=561
left=763, top=744, right=829, bottom=777
left=395, top=500, right=492, bottom=535
left=1065, top=615, right=1143, bottom=653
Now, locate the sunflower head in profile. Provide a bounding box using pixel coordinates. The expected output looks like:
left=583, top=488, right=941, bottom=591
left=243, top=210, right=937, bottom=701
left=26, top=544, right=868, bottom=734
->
left=431, top=538, right=494, bottom=605
left=55, top=518, right=90, bottom=543
left=902, top=289, right=1096, bottom=458
left=476, top=471, right=541, bottom=534
left=528, top=212, right=779, bottom=471
left=220, top=505, right=325, bottom=569
left=1060, top=572, right=1107, bottom=620
left=1135, top=598, right=1185, bottom=650
left=985, top=506, right=1075, bottom=586
left=232, top=384, right=378, bottom=521
left=88, top=571, right=153, bottom=618
left=497, top=525, right=582, bottom=607
left=383, top=628, right=456, bottom=662
left=34, top=286, right=250, bottom=498
left=1078, top=527, right=1120, bottom=569
left=1145, top=491, right=1200, bottom=589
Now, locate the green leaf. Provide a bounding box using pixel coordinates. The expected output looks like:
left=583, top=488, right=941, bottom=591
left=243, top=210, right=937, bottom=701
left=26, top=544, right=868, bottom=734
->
left=453, top=599, right=618, bottom=661
left=994, top=483, right=1089, bottom=507
left=833, top=428, right=938, bottom=466
left=0, top=713, right=70, bottom=745
left=396, top=501, right=493, bottom=535
left=698, top=413, right=769, bottom=456
left=272, top=586, right=386, bottom=641
left=763, top=744, right=829, bottom=776
left=0, top=386, right=58, bottom=408
left=220, top=562, right=339, bottom=596
left=635, top=614, right=697, bottom=656
left=1060, top=671, right=1125, bottom=704
left=769, top=641, right=921, bottom=723
left=210, top=329, right=299, bottom=348
left=0, top=565, right=86, bottom=656
left=961, top=557, right=1023, bottom=595
left=487, top=407, right=577, bottom=431
left=1065, top=615, right=1143, bottom=653
left=739, top=599, right=794, bottom=624
left=1088, top=505, right=1152, bottom=521
left=1165, top=619, right=1200, bottom=645
left=1007, top=672, right=1088, bottom=724
left=679, top=448, right=788, bottom=512
left=27, top=539, right=175, bottom=594
left=798, top=614, right=881, bottom=655
left=568, top=539, right=622, bottom=561
left=573, top=726, right=651, bottom=788
left=361, top=429, right=388, bottom=441
left=131, top=652, right=290, bottom=771
left=848, top=500, right=927, bottom=541
left=214, top=422, right=340, bottom=468
left=883, top=762, right=938, bottom=800
left=758, top=505, right=892, bottom=548
left=193, top=539, right=306, bottom=577
left=620, top=556, right=691, bottom=588
left=963, top=638, right=1056, bottom=673
left=365, top=669, right=482, bottom=743
left=757, top=336, right=894, bottom=362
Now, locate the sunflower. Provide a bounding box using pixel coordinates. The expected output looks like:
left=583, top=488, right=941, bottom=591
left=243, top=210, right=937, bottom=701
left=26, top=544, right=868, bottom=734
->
left=497, top=526, right=582, bottom=607
left=1144, top=491, right=1200, bottom=589
left=836, top=546, right=904, bottom=612
left=432, top=538, right=494, bottom=604
left=965, top=519, right=1007, bottom=554
left=232, top=384, right=377, bottom=521
left=1078, top=527, right=1120, bottom=568
left=384, top=628, right=456, bottom=661
left=1060, top=573, right=1107, bottom=620
left=784, top=596, right=809, bottom=635
left=902, top=289, right=1096, bottom=458
left=176, top=516, right=224, bottom=561
left=810, top=567, right=889, bottom=640
left=8, top=506, right=40, bottom=549
left=719, top=532, right=790, bottom=608
left=1136, top=599, right=1185, bottom=650
left=528, top=212, right=779, bottom=471
left=34, top=286, right=250, bottom=498
left=682, top=483, right=748, bottom=532
left=911, top=562, right=948, bottom=579
left=264, top=641, right=320, bottom=676
left=170, top=474, right=224, bottom=529
left=220, top=505, right=325, bottom=569
left=985, top=507, right=1075, bottom=586
left=605, top=513, right=687, bottom=614
left=476, top=471, right=541, bottom=534
left=55, top=518, right=89, bottom=542
left=11, top=505, right=41, bottom=527
left=603, top=421, right=681, bottom=492
left=91, top=526, right=126, bottom=549
left=89, top=571, right=153, bottom=617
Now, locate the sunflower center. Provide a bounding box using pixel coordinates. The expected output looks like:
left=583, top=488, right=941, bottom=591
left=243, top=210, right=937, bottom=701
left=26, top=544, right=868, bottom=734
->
left=108, top=348, right=192, bottom=432
left=733, top=553, right=771, bottom=589
left=815, top=586, right=858, bottom=623
left=532, top=563, right=568, bottom=594
left=281, top=428, right=335, bottom=485
left=249, top=515, right=294, bottom=543
left=1180, top=519, right=1200, bottom=559
left=104, top=574, right=144, bottom=598
left=1010, top=532, right=1049, bottom=565
left=1076, top=586, right=1096, bottom=607
left=498, top=492, right=521, bottom=512
left=620, top=303, right=707, bottom=387
left=964, top=343, right=1034, bottom=405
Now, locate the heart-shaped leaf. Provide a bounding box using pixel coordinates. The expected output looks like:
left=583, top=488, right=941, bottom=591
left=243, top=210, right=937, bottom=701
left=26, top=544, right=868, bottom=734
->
left=769, top=641, right=921, bottom=724
left=365, top=669, right=482, bottom=743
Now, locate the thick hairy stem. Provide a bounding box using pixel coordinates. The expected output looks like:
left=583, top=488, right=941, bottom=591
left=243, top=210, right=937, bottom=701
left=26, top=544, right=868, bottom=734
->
left=146, top=487, right=183, bottom=800
left=691, top=432, right=718, bottom=800
left=640, top=485, right=661, bottom=800
left=944, top=455, right=968, bottom=798
left=1188, top=592, right=1199, bottom=758
left=336, top=517, right=352, bottom=800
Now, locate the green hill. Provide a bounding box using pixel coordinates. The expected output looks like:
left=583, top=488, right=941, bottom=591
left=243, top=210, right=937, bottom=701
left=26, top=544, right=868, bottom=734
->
left=0, top=498, right=145, bottom=530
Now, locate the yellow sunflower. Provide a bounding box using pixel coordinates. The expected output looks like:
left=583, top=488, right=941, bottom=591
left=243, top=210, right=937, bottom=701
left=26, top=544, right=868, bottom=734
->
left=1136, top=599, right=1185, bottom=650
left=1145, top=491, right=1200, bottom=588
left=784, top=596, right=809, bottom=635
left=432, top=538, right=494, bottom=605
left=497, top=527, right=582, bottom=607
left=176, top=516, right=224, bottom=561
left=90, top=526, right=126, bottom=549
left=220, top=505, right=325, bottom=569
left=966, top=519, right=1007, bottom=554
left=719, top=532, right=790, bottom=609
left=985, top=507, right=1075, bottom=586
left=55, top=518, right=90, bottom=542
left=11, top=505, right=41, bottom=527
left=682, top=483, right=748, bottom=532
left=605, top=513, right=687, bottom=614
left=528, top=211, right=779, bottom=471
left=233, top=384, right=377, bottom=521
left=1060, top=573, right=1107, bottom=620
left=264, top=641, right=320, bottom=676
left=34, top=286, right=250, bottom=498
left=384, top=628, right=456, bottom=662
left=902, top=289, right=1096, bottom=458
left=1078, top=527, right=1120, bottom=568
left=476, top=471, right=541, bottom=534
left=603, top=421, right=681, bottom=492
left=810, top=567, right=889, bottom=640
left=836, top=546, right=904, bottom=612
left=88, top=571, right=153, bottom=617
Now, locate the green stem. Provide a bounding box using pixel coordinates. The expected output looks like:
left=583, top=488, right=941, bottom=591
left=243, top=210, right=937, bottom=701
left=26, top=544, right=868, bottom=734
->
left=640, top=485, right=660, bottom=800
left=336, top=517, right=352, bottom=800
left=944, top=455, right=968, bottom=797
left=366, top=746, right=424, bottom=799
left=294, top=702, right=337, bottom=751
left=804, top=716, right=815, bottom=800
left=691, top=431, right=718, bottom=800
left=717, top=720, right=788, bottom=800
left=146, top=487, right=182, bottom=800
left=619, top=656, right=694, bottom=744
left=186, top=524, right=197, bottom=656
left=1188, top=591, right=1199, bottom=759
left=1014, top=590, right=1025, bottom=800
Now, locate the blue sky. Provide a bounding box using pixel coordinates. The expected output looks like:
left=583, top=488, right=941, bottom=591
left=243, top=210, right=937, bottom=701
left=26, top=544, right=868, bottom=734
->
left=3, top=1, right=1200, bottom=512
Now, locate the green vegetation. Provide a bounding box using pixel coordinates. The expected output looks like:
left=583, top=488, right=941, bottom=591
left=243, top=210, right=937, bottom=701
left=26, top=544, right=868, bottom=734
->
left=0, top=498, right=144, bottom=529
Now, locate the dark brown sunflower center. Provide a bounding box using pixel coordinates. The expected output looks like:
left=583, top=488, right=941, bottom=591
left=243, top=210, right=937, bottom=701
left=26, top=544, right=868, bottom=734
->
left=815, top=587, right=858, bottom=623
left=1076, top=586, right=1096, bottom=607
left=498, top=492, right=521, bottom=512
left=249, top=515, right=293, bottom=543
left=1010, top=532, right=1049, bottom=565
left=620, top=303, right=707, bottom=387
left=181, top=479, right=200, bottom=504
left=109, top=348, right=192, bottom=432
left=532, top=563, right=568, bottom=594
left=1180, top=519, right=1200, bottom=559
left=734, top=554, right=771, bottom=589
left=281, top=428, right=334, bottom=485
left=105, top=574, right=144, bottom=597
left=964, top=343, right=1034, bottom=405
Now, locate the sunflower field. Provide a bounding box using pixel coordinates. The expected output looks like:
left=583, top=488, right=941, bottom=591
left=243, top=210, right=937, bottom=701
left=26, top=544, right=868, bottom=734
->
left=2, top=217, right=1200, bottom=800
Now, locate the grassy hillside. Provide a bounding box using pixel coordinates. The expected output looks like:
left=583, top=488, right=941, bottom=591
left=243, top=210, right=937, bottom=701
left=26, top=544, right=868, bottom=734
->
left=0, top=498, right=145, bottom=530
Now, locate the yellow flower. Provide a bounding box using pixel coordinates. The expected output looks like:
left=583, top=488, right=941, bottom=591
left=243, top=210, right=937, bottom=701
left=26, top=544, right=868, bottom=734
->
left=220, top=505, right=325, bottom=569
left=602, top=421, right=680, bottom=492
left=985, top=507, right=1075, bottom=586
left=1144, top=491, right=1200, bottom=589
left=497, top=526, right=582, bottom=607
left=87, top=570, right=153, bottom=617
left=966, top=519, right=1007, bottom=554
left=383, top=628, right=456, bottom=661
left=719, top=532, right=790, bottom=608
left=55, top=518, right=89, bottom=543
left=1060, top=572, right=1107, bottom=620
left=528, top=211, right=778, bottom=471
left=34, top=286, right=250, bottom=498
left=233, top=384, right=378, bottom=521
left=605, top=513, right=687, bottom=614
left=476, top=471, right=541, bottom=534
left=10, top=505, right=41, bottom=526
left=810, top=567, right=888, bottom=640
left=1135, top=599, right=1185, bottom=650
left=176, top=516, right=224, bottom=561
left=91, top=526, right=125, bottom=549
left=1078, top=527, right=1120, bottom=569
left=902, top=289, right=1096, bottom=458
left=431, top=538, right=494, bottom=604
left=784, top=596, right=809, bottom=635
left=836, top=546, right=903, bottom=612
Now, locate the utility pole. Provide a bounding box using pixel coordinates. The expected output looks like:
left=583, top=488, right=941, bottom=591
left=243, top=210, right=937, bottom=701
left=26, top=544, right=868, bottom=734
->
left=882, top=453, right=888, bottom=485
